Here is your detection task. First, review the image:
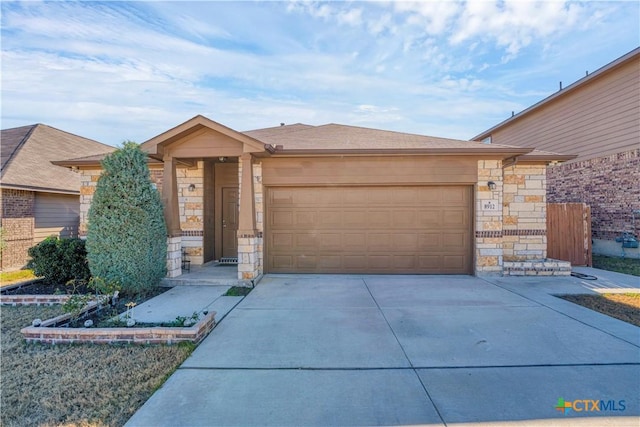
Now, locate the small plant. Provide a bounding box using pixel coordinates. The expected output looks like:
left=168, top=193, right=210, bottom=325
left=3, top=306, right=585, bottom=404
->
left=61, top=277, right=120, bottom=323
left=170, top=312, right=200, bottom=327
left=88, top=277, right=121, bottom=298
left=224, top=286, right=252, bottom=296
left=27, top=237, right=90, bottom=284
left=62, top=293, right=93, bottom=321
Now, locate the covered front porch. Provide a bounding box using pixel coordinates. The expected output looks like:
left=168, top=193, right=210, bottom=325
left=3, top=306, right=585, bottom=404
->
left=139, top=116, right=269, bottom=283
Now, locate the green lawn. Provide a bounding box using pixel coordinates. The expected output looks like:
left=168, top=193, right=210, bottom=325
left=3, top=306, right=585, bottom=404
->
left=1, top=305, right=194, bottom=427
left=592, top=255, right=640, bottom=277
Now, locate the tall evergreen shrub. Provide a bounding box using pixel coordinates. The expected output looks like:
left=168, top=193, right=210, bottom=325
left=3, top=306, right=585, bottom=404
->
left=86, top=142, right=167, bottom=295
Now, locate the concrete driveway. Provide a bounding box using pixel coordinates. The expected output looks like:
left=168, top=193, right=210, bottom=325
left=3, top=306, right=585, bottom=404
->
left=126, top=274, right=639, bottom=426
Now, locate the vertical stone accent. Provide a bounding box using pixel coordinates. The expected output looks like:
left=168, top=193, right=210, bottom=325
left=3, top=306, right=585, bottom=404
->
left=475, top=160, right=503, bottom=275
left=166, top=236, right=182, bottom=278
left=253, top=161, right=264, bottom=275
left=79, top=169, right=102, bottom=237
left=177, top=162, right=204, bottom=264
left=0, top=189, right=35, bottom=270
left=503, top=165, right=547, bottom=261
left=236, top=157, right=263, bottom=282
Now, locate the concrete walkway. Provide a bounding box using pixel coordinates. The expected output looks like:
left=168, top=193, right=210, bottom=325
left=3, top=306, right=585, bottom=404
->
left=126, top=272, right=639, bottom=426
left=125, top=285, right=242, bottom=324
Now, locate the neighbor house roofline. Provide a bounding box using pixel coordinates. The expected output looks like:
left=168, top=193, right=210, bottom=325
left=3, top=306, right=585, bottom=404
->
left=0, top=183, right=80, bottom=195
left=52, top=154, right=163, bottom=168
left=472, top=47, right=640, bottom=141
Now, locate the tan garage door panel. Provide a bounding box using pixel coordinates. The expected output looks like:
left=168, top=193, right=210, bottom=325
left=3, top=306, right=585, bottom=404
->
left=266, top=186, right=472, bottom=274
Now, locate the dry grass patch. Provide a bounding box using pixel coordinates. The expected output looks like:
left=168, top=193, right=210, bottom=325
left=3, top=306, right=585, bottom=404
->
left=0, top=269, right=39, bottom=287
left=560, top=293, right=640, bottom=327
left=1, top=305, right=194, bottom=427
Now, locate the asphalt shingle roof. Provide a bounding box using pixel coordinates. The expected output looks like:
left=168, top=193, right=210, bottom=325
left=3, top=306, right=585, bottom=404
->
left=1, top=124, right=114, bottom=194
left=245, top=123, right=528, bottom=151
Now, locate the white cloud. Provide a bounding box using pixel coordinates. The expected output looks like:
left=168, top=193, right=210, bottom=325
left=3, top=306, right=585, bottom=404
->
left=450, top=1, right=588, bottom=58
left=1, top=0, right=638, bottom=145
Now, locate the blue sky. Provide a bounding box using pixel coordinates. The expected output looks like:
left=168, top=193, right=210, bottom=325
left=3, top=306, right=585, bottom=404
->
left=2, top=1, right=638, bottom=146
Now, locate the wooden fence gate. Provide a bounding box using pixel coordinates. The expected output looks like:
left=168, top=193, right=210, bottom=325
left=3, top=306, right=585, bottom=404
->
left=547, top=203, right=592, bottom=266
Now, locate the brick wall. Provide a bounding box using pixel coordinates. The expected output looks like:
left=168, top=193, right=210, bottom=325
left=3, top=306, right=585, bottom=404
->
left=547, top=149, right=640, bottom=241
left=0, top=189, right=35, bottom=270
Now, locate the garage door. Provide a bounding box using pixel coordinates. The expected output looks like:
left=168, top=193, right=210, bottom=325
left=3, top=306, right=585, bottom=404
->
left=266, top=186, right=472, bottom=274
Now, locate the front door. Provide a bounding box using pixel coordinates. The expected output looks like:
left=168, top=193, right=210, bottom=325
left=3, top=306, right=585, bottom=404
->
left=222, top=187, right=239, bottom=258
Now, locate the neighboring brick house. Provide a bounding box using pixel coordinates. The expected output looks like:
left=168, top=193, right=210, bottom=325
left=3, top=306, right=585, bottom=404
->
left=0, top=124, right=114, bottom=270
left=58, top=115, right=574, bottom=280
left=473, top=47, right=640, bottom=259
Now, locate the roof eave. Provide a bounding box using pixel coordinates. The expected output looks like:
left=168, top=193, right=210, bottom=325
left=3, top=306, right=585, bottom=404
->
left=52, top=156, right=163, bottom=168
left=517, top=154, right=578, bottom=164
left=269, top=147, right=534, bottom=158
left=0, top=183, right=79, bottom=195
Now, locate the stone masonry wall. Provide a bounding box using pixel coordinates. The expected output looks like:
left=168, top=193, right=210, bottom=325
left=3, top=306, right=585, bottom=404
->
left=503, top=164, right=547, bottom=261
left=547, top=149, right=640, bottom=241
left=475, top=160, right=503, bottom=275
left=177, top=162, right=203, bottom=265
left=0, top=189, right=35, bottom=270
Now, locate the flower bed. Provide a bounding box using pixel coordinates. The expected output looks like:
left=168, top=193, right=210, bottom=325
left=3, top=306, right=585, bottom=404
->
left=4, top=282, right=217, bottom=345
left=21, top=310, right=216, bottom=345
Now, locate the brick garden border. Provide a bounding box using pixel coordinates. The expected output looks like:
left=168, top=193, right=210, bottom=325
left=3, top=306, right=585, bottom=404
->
left=2, top=291, right=217, bottom=345
left=20, top=311, right=216, bottom=345
left=1, top=294, right=71, bottom=306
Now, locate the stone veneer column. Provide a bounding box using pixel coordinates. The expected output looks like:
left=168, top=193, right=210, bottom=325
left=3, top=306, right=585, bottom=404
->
left=236, top=154, right=263, bottom=282
left=475, top=160, right=504, bottom=275
left=177, top=162, right=204, bottom=265
left=166, top=236, right=182, bottom=278
left=79, top=169, right=102, bottom=237
left=503, top=164, right=547, bottom=261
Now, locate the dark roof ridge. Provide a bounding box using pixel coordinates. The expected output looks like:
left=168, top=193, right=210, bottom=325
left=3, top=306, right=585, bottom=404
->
left=1, top=124, right=38, bottom=173
left=34, top=123, right=114, bottom=151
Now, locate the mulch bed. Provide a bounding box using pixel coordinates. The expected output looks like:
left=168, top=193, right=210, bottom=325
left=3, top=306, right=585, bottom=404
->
left=2, top=281, right=169, bottom=327
left=559, top=294, right=640, bottom=327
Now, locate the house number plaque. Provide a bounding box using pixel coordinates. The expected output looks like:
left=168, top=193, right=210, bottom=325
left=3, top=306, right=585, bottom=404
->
left=482, top=200, right=500, bottom=211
